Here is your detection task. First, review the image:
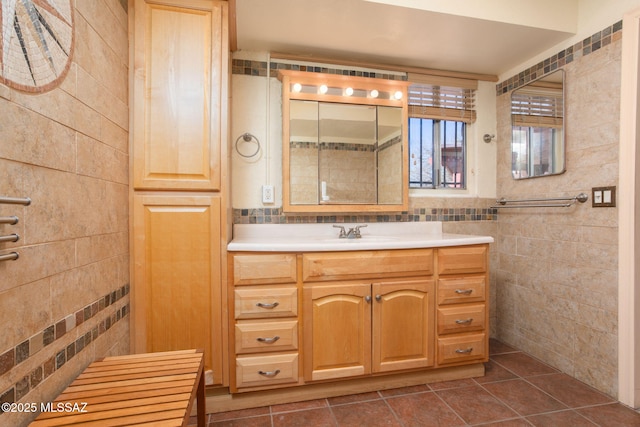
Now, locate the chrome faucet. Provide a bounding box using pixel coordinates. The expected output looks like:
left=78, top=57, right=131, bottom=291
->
left=333, top=224, right=367, bottom=239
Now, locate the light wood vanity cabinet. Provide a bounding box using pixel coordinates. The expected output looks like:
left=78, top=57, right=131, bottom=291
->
left=228, top=244, right=489, bottom=393
left=303, top=278, right=435, bottom=382
left=436, top=245, right=489, bottom=366
left=230, top=254, right=301, bottom=391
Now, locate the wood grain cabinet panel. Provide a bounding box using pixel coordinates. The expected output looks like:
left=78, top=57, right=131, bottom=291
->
left=235, top=320, right=298, bottom=354
left=234, top=286, right=298, bottom=319
left=437, top=275, right=486, bottom=305
left=233, top=254, right=297, bottom=285
left=437, top=245, right=487, bottom=275
left=437, top=334, right=487, bottom=365
left=132, top=195, right=222, bottom=380
left=437, top=304, right=486, bottom=335
left=236, top=353, right=299, bottom=389
left=302, top=249, right=433, bottom=282
left=372, top=280, right=435, bottom=373
left=132, top=0, right=226, bottom=190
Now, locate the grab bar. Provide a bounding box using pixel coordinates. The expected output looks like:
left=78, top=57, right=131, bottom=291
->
left=0, top=252, right=19, bottom=262
left=0, top=234, right=19, bottom=243
left=0, top=216, right=19, bottom=225
left=0, top=196, right=31, bottom=206
left=492, top=193, right=588, bottom=209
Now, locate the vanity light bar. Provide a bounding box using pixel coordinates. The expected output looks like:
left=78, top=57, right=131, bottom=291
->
left=289, top=82, right=398, bottom=102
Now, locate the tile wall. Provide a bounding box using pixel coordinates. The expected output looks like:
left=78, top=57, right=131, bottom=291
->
left=0, top=1, right=129, bottom=425
left=495, top=23, right=621, bottom=397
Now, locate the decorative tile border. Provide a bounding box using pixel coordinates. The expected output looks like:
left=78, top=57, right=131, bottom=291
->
left=497, top=21, right=623, bottom=94
left=0, top=284, right=130, bottom=410
left=232, top=207, right=496, bottom=224
left=231, top=59, right=407, bottom=81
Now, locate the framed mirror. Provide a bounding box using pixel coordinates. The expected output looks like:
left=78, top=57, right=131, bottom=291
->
left=280, top=70, right=409, bottom=213
left=511, top=69, right=565, bottom=179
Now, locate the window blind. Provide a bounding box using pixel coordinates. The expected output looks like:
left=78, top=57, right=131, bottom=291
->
left=407, top=73, right=477, bottom=123
left=511, top=86, right=563, bottom=128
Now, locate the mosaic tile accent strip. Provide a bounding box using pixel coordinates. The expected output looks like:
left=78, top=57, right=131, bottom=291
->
left=0, top=0, right=75, bottom=93
left=379, top=134, right=402, bottom=151
left=496, top=21, right=623, bottom=94
left=232, top=207, right=496, bottom=225
left=320, top=142, right=376, bottom=152
left=232, top=59, right=407, bottom=81
left=0, top=284, right=130, bottom=411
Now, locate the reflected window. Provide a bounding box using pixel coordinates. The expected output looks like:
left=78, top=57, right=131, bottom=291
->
left=409, top=118, right=466, bottom=189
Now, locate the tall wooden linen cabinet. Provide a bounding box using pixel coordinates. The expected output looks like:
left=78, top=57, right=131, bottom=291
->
left=130, top=0, right=229, bottom=386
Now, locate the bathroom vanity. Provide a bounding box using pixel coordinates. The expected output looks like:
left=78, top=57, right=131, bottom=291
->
left=227, top=223, right=492, bottom=397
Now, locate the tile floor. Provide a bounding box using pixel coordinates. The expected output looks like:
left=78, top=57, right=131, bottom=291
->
left=191, top=340, right=640, bottom=426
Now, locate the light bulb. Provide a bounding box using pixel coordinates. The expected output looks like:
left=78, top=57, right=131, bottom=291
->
left=370, top=89, right=379, bottom=98
left=319, top=85, right=328, bottom=94
left=344, top=87, right=354, bottom=96
left=394, top=90, right=403, bottom=100
left=292, top=83, right=302, bottom=92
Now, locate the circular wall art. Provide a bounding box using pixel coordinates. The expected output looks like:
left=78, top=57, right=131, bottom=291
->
left=1, top=0, right=74, bottom=93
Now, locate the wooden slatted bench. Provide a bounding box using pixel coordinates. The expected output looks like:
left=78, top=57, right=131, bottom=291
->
left=31, top=349, right=205, bottom=427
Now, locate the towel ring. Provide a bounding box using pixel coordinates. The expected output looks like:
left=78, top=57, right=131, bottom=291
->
left=235, top=133, right=260, bottom=158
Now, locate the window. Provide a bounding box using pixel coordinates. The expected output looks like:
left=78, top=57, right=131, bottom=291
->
left=407, top=76, right=476, bottom=190
left=409, top=118, right=466, bottom=188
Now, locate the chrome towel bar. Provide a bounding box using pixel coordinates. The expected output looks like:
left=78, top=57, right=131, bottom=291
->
left=492, top=193, right=588, bottom=209
left=0, top=216, right=19, bottom=225
left=0, top=234, right=19, bottom=243
left=0, top=252, right=19, bottom=262
left=0, top=196, right=31, bottom=206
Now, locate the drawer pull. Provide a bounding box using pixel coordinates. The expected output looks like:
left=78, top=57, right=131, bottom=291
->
left=258, top=369, right=281, bottom=377
left=256, top=336, right=280, bottom=344
left=455, top=347, right=474, bottom=354
left=256, top=301, right=280, bottom=309
left=455, top=289, right=473, bottom=295
left=455, top=318, right=474, bottom=325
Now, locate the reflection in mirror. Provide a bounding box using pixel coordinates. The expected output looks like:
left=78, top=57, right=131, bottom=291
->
left=511, top=69, right=565, bottom=179
left=289, top=100, right=319, bottom=204
left=377, top=106, right=403, bottom=204
left=288, top=101, right=404, bottom=206
left=319, top=103, right=377, bottom=204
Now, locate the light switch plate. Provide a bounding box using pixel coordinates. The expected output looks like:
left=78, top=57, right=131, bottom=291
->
left=592, top=186, right=616, bottom=207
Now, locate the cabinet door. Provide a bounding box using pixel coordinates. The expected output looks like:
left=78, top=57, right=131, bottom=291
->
left=303, top=283, right=371, bottom=381
left=372, top=279, right=435, bottom=373
left=132, top=195, right=222, bottom=383
left=132, top=0, right=227, bottom=190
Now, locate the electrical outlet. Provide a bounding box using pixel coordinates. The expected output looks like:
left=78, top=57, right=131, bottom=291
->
left=262, top=185, right=274, bottom=203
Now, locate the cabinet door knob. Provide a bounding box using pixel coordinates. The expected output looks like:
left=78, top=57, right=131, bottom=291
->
left=256, top=336, right=280, bottom=344
left=455, top=347, right=474, bottom=354
left=375, top=294, right=382, bottom=302
left=455, top=318, right=473, bottom=325
left=365, top=295, right=372, bottom=303
left=258, top=369, right=281, bottom=377
left=256, top=301, right=279, bottom=309
left=455, top=289, right=473, bottom=295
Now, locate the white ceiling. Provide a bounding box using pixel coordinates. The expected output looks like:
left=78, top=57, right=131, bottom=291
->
left=234, top=0, right=578, bottom=78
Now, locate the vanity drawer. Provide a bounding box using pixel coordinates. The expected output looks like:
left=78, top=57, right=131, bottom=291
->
left=233, top=254, right=297, bottom=285
left=438, top=245, right=488, bottom=275
left=437, top=304, right=486, bottom=335
left=235, top=286, right=298, bottom=319
left=235, top=320, right=298, bottom=354
left=236, top=353, right=299, bottom=389
left=438, top=275, right=486, bottom=305
left=302, top=249, right=434, bottom=282
left=437, top=333, right=486, bottom=365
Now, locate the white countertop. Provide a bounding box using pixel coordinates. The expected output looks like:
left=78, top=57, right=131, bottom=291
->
left=227, top=222, right=493, bottom=252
